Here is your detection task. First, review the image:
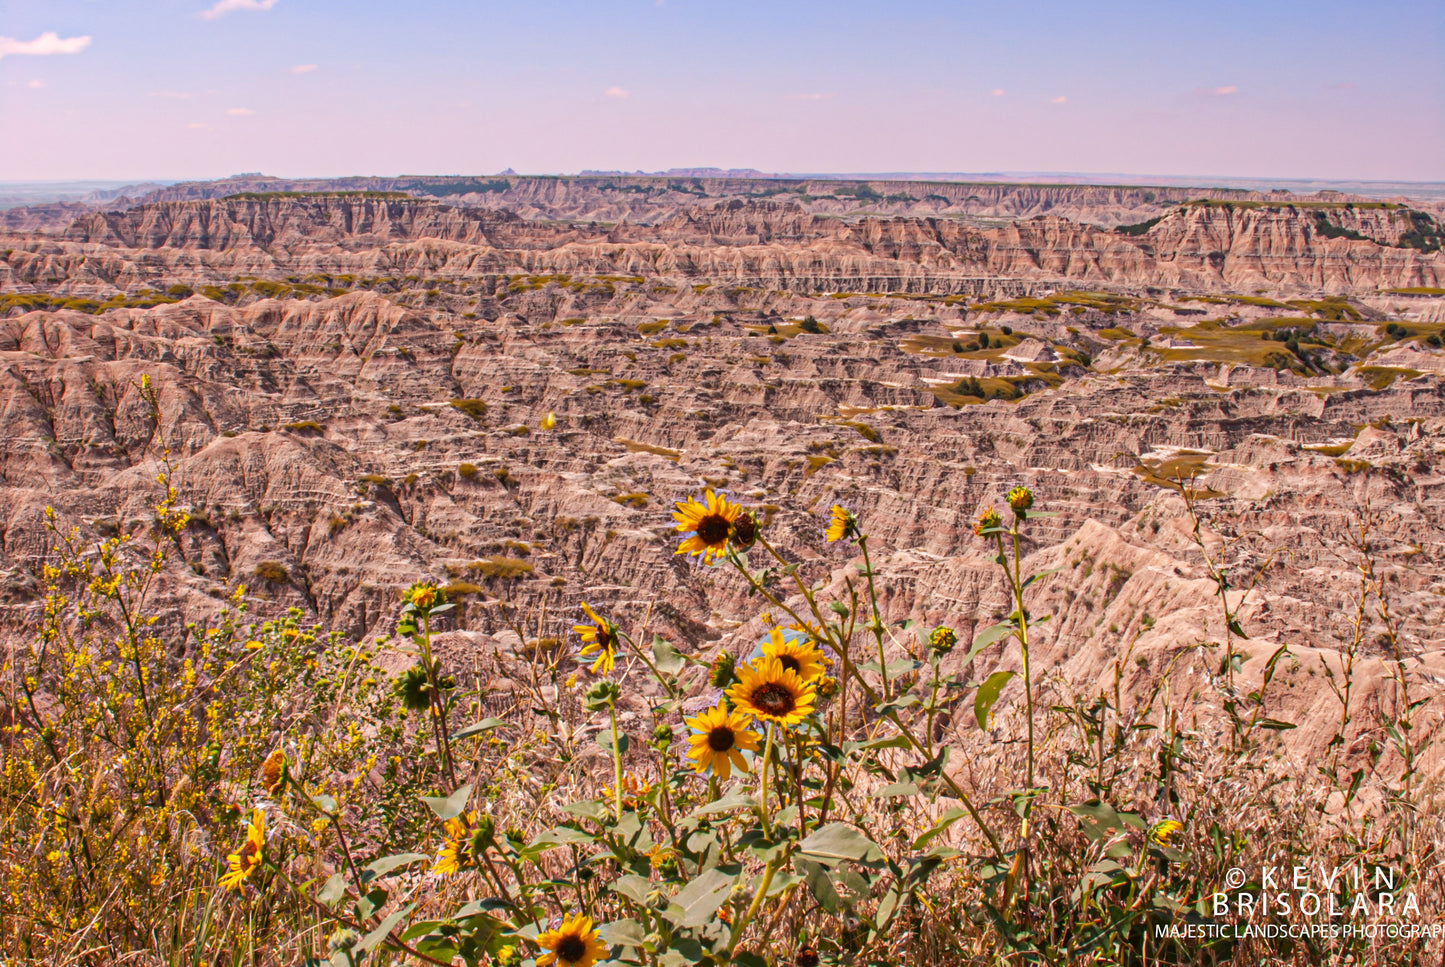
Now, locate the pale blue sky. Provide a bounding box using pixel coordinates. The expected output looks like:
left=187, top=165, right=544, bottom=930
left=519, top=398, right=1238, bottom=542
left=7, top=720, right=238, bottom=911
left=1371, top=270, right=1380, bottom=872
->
left=1, top=0, right=1441, bottom=182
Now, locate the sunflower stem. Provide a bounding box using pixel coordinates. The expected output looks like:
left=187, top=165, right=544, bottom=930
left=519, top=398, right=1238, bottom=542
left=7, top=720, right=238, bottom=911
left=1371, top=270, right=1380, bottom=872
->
left=608, top=698, right=624, bottom=821
left=857, top=535, right=890, bottom=700
left=758, top=723, right=775, bottom=839
left=727, top=854, right=781, bottom=956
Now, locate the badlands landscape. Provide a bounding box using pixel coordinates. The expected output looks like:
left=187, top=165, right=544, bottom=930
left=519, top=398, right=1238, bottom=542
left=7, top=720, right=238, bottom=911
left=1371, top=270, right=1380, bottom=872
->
left=6, top=173, right=1445, bottom=962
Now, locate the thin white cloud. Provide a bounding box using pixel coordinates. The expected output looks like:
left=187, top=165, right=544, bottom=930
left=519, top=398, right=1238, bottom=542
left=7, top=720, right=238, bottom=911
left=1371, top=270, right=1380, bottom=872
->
left=188, top=122, right=209, bottom=130
left=991, top=88, right=1004, bottom=96
left=1051, top=95, right=1067, bottom=104
left=150, top=90, right=193, bottom=99
left=226, top=106, right=255, bottom=116
left=792, top=92, right=836, bottom=101
left=27, top=79, right=46, bottom=89
left=202, top=0, right=279, bottom=21
left=1328, top=81, right=1356, bottom=91
left=604, top=86, right=629, bottom=99
left=1213, top=85, right=1237, bottom=96
left=289, top=63, right=318, bottom=74
left=0, top=32, right=93, bottom=60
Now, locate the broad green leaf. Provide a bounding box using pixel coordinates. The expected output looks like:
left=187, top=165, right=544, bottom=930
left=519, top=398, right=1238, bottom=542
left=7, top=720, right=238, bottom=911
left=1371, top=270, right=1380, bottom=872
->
left=529, top=825, right=597, bottom=849
left=1256, top=718, right=1297, bottom=731
left=967, top=622, right=1012, bottom=659
left=975, top=670, right=1015, bottom=729
left=316, top=872, right=348, bottom=906
left=561, top=800, right=611, bottom=822
left=610, top=874, right=654, bottom=906
left=453, top=718, right=506, bottom=740
left=911, top=807, right=969, bottom=850
left=356, top=904, right=413, bottom=953
left=599, top=918, right=647, bottom=948
left=421, top=783, right=472, bottom=821
left=798, top=823, right=884, bottom=866
left=651, top=634, right=688, bottom=674
left=595, top=730, right=630, bottom=754
left=663, top=868, right=736, bottom=928
left=797, top=858, right=841, bottom=914
left=366, top=853, right=430, bottom=878
left=687, top=790, right=757, bottom=818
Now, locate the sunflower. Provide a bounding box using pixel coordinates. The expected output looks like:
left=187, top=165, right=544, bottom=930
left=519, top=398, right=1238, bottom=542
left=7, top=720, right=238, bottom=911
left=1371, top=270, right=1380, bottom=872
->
left=434, top=812, right=477, bottom=876
left=727, top=657, right=817, bottom=726
left=219, top=809, right=265, bottom=891
left=673, top=490, right=742, bottom=563
left=1148, top=818, right=1184, bottom=848
left=260, top=749, right=287, bottom=795
left=574, top=602, right=620, bottom=674
left=685, top=702, right=760, bottom=781
left=761, top=627, right=829, bottom=681
left=536, top=913, right=609, bottom=967
left=824, top=504, right=856, bottom=543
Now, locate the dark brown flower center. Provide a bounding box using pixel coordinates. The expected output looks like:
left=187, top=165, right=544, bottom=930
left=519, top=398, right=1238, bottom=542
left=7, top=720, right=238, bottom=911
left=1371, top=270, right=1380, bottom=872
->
left=778, top=655, right=802, bottom=675
left=697, top=513, right=732, bottom=546
left=751, top=683, right=797, bottom=717
left=557, top=936, right=587, bottom=963
left=596, top=627, right=615, bottom=650
left=707, top=726, right=736, bottom=752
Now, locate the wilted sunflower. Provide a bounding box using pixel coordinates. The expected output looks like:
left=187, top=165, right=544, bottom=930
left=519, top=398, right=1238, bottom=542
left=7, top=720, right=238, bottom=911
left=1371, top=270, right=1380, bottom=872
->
left=434, top=812, right=478, bottom=876
left=536, top=913, right=608, bottom=967
left=685, top=702, right=760, bottom=781
left=761, top=627, right=829, bottom=681
left=260, top=749, right=287, bottom=795
left=219, top=809, right=265, bottom=891
left=727, top=656, right=817, bottom=726
left=1148, top=818, right=1184, bottom=848
left=574, top=602, right=620, bottom=674
left=824, top=505, right=856, bottom=543
left=973, top=507, right=1002, bottom=537
left=672, top=490, right=742, bottom=563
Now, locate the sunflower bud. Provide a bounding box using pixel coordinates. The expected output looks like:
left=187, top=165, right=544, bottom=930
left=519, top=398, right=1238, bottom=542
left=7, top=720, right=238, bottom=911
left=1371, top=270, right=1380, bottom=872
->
left=1006, top=485, right=1034, bottom=513
left=586, top=679, right=621, bottom=710
left=652, top=723, right=674, bottom=748
left=708, top=649, right=736, bottom=689
left=496, top=946, right=520, bottom=967
left=816, top=675, right=839, bottom=699
left=469, top=814, right=497, bottom=854
left=404, top=582, right=445, bottom=611
left=729, top=511, right=759, bottom=549
left=973, top=508, right=1003, bottom=537
left=396, top=665, right=432, bottom=710
left=928, top=626, right=958, bottom=657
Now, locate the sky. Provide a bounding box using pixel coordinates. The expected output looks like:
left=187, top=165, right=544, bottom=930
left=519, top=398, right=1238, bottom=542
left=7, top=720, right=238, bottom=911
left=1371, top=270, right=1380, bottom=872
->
left=1, top=0, right=1442, bottom=183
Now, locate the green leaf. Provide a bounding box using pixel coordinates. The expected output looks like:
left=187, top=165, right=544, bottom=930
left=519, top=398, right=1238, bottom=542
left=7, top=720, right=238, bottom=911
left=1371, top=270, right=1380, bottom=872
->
left=1256, top=718, right=1297, bottom=731
left=798, top=823, right=884, bottom=866
left=652, top=634, right=688, bottom=674
left=687, top=790, right=757, bottom=818
left=599, top=918, right=647, bottom=948
left=967, top=622, right=1012, bottom=659
left=798, top=858, right=842, bottom=914
left=421, top=783, right=473, bottom=821
left=366, top=853, right=430, bottom=878
left=975, top=670, right=1015, bottom=729
left=453, top=718, right=506, bottom=740
left=561, top=800, right=611, bottom=822
left=596, top=730, right=630, bottom=754
left=663, top=868, right=737, bottom=928
left=610, top=874, right=654, bottom=906
left=316, top=872, right=348, bottom=906
left=843, top=734, right=911, bottom=755
left=356, top=904, right=413, bottom=953
left=1022, top=566, right=1063, bottom=590
left=530, top=825, right=597, bottom=849
left=911, top=807, right=969, bottom=850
